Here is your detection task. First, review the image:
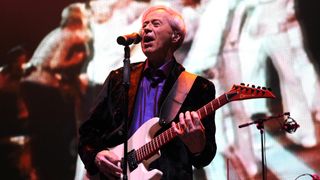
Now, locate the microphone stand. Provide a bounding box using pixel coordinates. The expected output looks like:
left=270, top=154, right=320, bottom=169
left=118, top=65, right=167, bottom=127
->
left=122, top=45, right=130, bottom=180
left=238, top=113, right=288, bottom=180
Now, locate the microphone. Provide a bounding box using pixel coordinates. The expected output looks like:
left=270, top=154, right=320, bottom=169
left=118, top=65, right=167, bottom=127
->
left=283, top=114, right=300, bottom=134
left=117, top=32, right=141, bottom=46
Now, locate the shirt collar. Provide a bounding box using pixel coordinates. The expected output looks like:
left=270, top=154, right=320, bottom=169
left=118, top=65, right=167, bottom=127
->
left=144, top=59, right=173, bottom=79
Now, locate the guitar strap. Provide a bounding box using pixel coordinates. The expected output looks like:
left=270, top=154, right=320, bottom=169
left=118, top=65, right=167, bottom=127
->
left=159, top=71, right=197, bottom=126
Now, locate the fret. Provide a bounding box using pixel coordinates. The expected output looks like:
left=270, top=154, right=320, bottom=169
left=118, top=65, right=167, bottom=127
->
left=151, top=140, right=155, bottom=152
left=159, top=134, right=166, bottom=145
left=210, top=100, right=214, bottom=111
left=161, top=134, right=165, bottom=145
left=168, top=128, right=173, bottom=140
left=148, top=142, right=152, bottom=154
left=139, top=147, right=143, bottom=160
left=170, top=127, right=176, bottom=138
left=217, top=96, right=221, bottom=106
left=139, top=149, right=142, bottom=161
left=146, top=143, right=150, bottom=156
left=149, top=142, right=153, bottom=154
left=142, top=146, right=146, bottom=159
left=197, top=110, right=202, bottom=119
left=204, top=105, right=208, bottom=116
left=159, top=135, right=162, bottom=145
left=137, top=149, right=141, bottom=161
left=146, top=144, right=149, bottom=157
left=151, top=141, right=154, bottom=152
left=164, top=130, right=168, bottom=141
left=135, top=149, right=139, bottom=162
left=155, top=137, right=159, bottom=148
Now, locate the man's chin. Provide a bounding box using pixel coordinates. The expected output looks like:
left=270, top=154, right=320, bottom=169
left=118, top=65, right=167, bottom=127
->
left=142, top=48, right=154, bottom=57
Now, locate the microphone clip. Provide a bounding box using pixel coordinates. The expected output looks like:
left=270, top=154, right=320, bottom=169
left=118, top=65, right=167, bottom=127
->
left=282, top=114, right=300, bottom=134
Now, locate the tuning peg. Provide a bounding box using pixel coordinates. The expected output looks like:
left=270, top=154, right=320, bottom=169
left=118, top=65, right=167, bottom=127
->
left=251, top=85, right=255, bottom=88
left=262, top=87, right=266, bottom=90
left=240, top=83, right=245, bottom=86
left=257, top=86, right=261, bottom=89
left=256, top=88, right=260, bottom=93
left=268, top=88, right=272, bottom=91
left=247, top=84, right=250, bottom=87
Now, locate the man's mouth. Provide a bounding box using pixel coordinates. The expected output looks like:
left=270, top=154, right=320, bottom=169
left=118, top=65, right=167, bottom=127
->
left=143, top=36, right=154, bottom=43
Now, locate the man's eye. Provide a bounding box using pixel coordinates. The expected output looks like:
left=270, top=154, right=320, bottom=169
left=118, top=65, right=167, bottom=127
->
left=153, top=22, right=160, bottom=27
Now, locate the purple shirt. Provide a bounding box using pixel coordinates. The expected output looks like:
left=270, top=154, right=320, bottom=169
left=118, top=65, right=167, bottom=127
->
left=128, top=60, right=173, bottom=137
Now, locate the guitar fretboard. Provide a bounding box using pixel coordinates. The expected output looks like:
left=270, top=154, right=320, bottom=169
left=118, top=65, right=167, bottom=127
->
left=134, top=93, right=232, bottom=163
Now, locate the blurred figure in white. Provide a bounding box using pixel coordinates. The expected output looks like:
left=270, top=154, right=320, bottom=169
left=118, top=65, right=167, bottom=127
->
left=21, top=3, right=92, bottom=180
left=184, top=0, right=261, bottom=177
left=183, top=0, right=233, bottom=74
left=237, top=0, right=319, bottom=148
left=86, top=0, right=149, bottom=85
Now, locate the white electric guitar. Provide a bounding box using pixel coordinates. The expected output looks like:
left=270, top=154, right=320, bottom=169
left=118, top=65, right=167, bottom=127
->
left=95, top=84, right=276, bottom=180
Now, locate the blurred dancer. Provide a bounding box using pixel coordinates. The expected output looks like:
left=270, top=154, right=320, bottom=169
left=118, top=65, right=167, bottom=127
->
left=237, top=0, right=318, bottom=148
left=21, top=3, right=92, bottom=180
left=86, top=0, right=149, bottom=85
left=0, top=45, right=31, bottom=179
left=183, top=0, right=260, bottom=177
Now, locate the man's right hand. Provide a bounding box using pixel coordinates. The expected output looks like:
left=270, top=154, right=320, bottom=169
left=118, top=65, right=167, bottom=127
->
left=95, top=150, right=122, bottom=178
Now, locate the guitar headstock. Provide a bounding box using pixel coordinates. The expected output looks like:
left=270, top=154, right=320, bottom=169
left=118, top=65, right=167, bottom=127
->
left=226, top=83, right=276, bottom=101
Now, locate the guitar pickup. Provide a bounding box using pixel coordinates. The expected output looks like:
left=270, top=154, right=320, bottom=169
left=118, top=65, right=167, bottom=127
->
left=121, top=149, right=138, bottom=172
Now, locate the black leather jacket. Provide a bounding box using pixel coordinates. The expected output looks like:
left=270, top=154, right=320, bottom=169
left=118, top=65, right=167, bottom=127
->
left=78, top=60, right=217, bottom=179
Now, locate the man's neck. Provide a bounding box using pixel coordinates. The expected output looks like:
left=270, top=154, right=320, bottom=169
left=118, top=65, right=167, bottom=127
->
left=147, top=53, right=174, bottom=69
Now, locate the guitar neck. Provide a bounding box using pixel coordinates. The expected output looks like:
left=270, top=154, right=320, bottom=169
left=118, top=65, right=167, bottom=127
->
left=134, top=93, right=232, bottom=163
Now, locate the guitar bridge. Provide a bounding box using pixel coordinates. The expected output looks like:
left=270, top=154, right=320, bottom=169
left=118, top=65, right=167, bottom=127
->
left=122, top=150, right=138, bottom=172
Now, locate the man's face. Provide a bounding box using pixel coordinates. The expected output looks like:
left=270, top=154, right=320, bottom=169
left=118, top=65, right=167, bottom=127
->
left=141, top=10, right=174, bottom=58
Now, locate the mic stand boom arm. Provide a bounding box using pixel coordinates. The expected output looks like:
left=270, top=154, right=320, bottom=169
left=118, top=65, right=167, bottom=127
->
left=238, top=112, right=290, bottom=180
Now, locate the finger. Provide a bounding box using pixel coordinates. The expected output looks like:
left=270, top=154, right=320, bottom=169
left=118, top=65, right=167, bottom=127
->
left=101, top=158, right=122, bottom=176
left=191, top=111, right=203, bottom=129
left=172, top=121, right=182, bottom=135
left=185, top=111, right=195, bottom=130
left=179, top=112, right=187, bottom=133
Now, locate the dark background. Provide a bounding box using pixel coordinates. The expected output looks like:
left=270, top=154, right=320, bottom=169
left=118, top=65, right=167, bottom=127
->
left=0, top=0, right=319, bottom=69
left=0, top=0, right=85, bottom=65
left=294, top=0, right=320, bottom=74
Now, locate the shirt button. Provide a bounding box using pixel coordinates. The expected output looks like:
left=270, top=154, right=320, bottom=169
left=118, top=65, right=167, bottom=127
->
left=118, top=130, right=123, bottom=136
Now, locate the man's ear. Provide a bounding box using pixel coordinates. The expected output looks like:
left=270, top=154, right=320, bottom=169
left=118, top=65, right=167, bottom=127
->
left=171, top=31, right=181, bottom=43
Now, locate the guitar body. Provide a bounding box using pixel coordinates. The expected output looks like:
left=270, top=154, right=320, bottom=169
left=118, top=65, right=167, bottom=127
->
left=111, top=117, right=163, bottom=180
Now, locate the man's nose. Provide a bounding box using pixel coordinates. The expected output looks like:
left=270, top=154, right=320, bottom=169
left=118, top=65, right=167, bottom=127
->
left=143, top=24, right=152, bottom=33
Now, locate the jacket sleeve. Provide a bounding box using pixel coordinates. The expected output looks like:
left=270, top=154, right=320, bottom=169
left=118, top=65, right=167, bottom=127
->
left=189, top=77, right=217, bottom=168
left=78, top=71, right=114, bottom=175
